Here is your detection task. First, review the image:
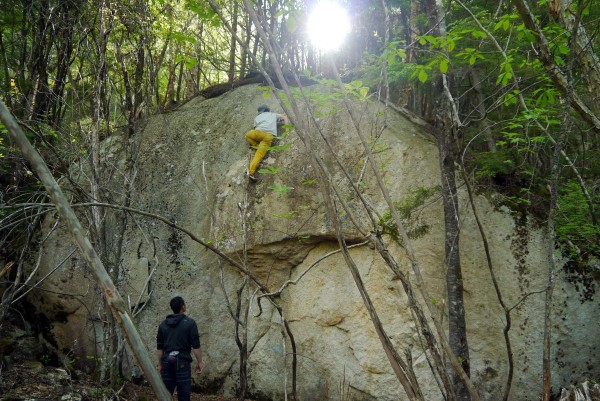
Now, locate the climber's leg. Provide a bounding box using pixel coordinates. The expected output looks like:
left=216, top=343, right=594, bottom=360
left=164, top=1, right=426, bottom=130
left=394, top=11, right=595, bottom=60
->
left=245, top=130, right=260, bottom=146
left=248, top=131, right=273, bottom=175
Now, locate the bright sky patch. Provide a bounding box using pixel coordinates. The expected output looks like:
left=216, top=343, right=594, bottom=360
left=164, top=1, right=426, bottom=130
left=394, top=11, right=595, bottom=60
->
left=307, top=2, right=350, bottom=52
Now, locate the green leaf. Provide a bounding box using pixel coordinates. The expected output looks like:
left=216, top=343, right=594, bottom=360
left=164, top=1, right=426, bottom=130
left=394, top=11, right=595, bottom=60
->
left=387, top=52, right=396, bottom=66
left=502, top=91, right=518, bottom=106
left=522, top=28, right=535, bottom=42
left=169, top=32, right=197, bottom=44
left=268, top=184, right=294, bottom=195
left=471, top=30, right=487, bottom=39
left=440, top=59, right=449, bottom=74
left=210, top=16, right=221, bottom=27
left=268, top=142, right=292, bottom=151
left=447, top=39, right=455, bottom=52
left=187, top=1, right=201, bottom=16
left=531, top=136, right=547, bottom=143
left=496, top=72, right=513, bottom=86
left=418, top=69, right=428, bottom=83
left=359, top=87, right=369, bottom=99
left=422, top=35, right=436, bottom=44
left=258, top=166, right=284, bottom=175
left=184, top=56, right=198, bottom=69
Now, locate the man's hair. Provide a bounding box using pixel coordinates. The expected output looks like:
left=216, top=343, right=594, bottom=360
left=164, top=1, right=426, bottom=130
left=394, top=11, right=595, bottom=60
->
left=257, top=104, right=270, bottom=113
left=170, top=296, right=185, bottom=314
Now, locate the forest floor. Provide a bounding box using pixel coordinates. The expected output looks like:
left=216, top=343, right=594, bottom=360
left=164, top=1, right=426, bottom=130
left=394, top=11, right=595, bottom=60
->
left=0, top=361, right=254, bottom=401
left=0, top=314, right=255, bottom=401
left=125, top=381, right=255, bottom=401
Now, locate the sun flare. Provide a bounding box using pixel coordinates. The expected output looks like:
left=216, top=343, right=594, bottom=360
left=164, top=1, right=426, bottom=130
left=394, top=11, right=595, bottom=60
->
left=307, top=2, right=350, bottom=52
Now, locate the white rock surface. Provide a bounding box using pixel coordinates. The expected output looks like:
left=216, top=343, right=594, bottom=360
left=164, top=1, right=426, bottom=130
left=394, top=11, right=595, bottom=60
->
left=25, top=84, right=600, bottom=400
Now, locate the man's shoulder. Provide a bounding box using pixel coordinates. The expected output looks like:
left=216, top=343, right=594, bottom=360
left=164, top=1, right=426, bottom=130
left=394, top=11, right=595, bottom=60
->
left=182, top=316, right=198, bottom=326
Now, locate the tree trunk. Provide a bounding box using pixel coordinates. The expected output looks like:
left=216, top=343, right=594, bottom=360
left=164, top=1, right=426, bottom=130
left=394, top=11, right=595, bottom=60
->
left=132, top=39, right=146, bottom=136
left=29, top=0, right=52, bottom=122
left=50, top=0, right=80, bottom=127
left=228, top=1, right=239, bottom=83
left=0, top=32, right=13, bottom=110
left=176, top=61, right=184, bottom=103
left=435, top=101, right=471, bottom=400
left=543, top=10, right=576, bottom=399
left=164, top=62, right=177, bottom=108
left=149, top=33, right=170, bottom=112
left=548, top=0, right=600, bottom=112
left=239, top=14, right=252, bottom=79
left=425, top=0, right=472, bottom=396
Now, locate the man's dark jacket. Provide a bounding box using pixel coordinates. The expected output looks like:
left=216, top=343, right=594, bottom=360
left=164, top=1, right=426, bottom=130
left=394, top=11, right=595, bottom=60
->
left=157, top=314, right=200, bottom=362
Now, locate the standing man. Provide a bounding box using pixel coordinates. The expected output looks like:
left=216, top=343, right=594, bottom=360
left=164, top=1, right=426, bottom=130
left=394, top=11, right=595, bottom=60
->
left=157, top=296, right=203, bottom=401
left=245, top=104, right=289, bottom=181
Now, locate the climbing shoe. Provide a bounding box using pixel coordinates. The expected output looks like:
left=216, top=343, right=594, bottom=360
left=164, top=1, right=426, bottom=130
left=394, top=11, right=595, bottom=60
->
left=246, top=170, right=258, bottom=182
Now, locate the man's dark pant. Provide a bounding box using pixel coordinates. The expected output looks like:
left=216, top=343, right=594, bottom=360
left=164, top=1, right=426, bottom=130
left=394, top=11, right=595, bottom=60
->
left=161, top=355, right=191, bottom=401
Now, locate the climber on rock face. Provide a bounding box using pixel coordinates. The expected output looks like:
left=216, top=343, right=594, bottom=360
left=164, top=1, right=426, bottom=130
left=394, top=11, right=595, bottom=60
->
left=245, top=104, right=289, bottom=182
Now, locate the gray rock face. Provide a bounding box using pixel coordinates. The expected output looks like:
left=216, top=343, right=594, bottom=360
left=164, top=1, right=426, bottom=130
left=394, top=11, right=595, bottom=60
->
left=25, top=84, right=600, bottom=400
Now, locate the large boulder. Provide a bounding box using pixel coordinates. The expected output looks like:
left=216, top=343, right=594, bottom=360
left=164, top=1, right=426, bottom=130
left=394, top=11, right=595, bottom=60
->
left=24, top=84, right=600, bottom=400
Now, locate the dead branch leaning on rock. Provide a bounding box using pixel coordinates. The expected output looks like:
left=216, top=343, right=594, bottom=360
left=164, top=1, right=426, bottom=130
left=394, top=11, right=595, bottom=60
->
left=0, top=99, right=173, bottom=401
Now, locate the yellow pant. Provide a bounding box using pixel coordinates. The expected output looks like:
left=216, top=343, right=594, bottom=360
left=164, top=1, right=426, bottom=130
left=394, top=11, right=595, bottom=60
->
left=245, top=130, right=274, bottom=175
